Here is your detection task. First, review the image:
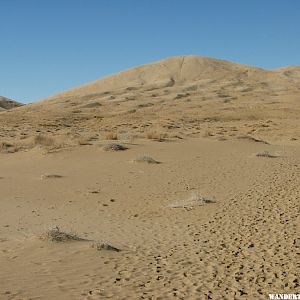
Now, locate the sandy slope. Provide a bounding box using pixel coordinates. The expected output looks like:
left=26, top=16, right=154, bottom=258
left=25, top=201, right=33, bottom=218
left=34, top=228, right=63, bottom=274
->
left=0, top=56, right=300, bottom=299
left=1, top=56, right=300, bottom=148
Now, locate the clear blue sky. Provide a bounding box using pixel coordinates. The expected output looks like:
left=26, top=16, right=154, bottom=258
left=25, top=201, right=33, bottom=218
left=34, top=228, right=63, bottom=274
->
left=1, top=0, right=299, bottom=103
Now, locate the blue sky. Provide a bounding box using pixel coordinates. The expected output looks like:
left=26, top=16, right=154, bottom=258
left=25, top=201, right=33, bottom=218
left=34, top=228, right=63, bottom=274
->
left=1, top=0, right=299, bottom=103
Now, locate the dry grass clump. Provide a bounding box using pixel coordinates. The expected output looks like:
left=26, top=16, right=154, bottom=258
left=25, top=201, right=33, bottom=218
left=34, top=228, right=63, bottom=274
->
left=127, top=109, right=136, bottom=114
left=0, top=141, right=19, bottom=153
left=256, top=151, right=278, bottom=158
left=168, top=191, right=215, bottom=210
left=77, top=137, right=93, bottom=145
left=42, top=226, right=87, bottom=242
left=102, top=143, right=128, bottom=151
left=1, top=135, right=66, bottom=154
left=81, top=101, right=102, bottom=109
left=105, top=132, right=118, bottom=140
left=146, top=131, right=168, bottom=141
left=138, top=102, right=154, bottom=108
left=133, top=155, right=160, bottom=164
left=91, top=242, right=121, bottom=252
left=237, top=135, right=269, bottom=144
left=203, top=130, right=213, bottom=137
left=174, top=93, right=190, bottom=100
left=34, top=134, right=55, bottom=147
left=31, top=134, right=70, bottom=152
left=76, top=133, right=99, bottom=145
left=41, top=174, right=63, bottom=180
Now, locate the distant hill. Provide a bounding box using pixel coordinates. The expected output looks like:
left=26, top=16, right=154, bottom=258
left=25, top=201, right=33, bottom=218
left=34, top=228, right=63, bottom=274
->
left=0, top=96, right=23, bottom=110
left=1, top=56, right=300, bottom=143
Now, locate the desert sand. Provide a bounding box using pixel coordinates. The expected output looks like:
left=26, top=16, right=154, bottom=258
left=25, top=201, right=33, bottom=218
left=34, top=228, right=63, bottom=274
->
left=0, top=56, right=299, bottom=299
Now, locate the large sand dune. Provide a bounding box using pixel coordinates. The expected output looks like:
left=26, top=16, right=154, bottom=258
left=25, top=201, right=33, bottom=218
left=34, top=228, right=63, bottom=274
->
left=0, top=56, right=299, bottom=299
left=1, top=56, right=300, bottom=148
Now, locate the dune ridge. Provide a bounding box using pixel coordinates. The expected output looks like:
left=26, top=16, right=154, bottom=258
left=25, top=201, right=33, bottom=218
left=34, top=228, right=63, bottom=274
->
left=1, top=56, right=300, bottom=148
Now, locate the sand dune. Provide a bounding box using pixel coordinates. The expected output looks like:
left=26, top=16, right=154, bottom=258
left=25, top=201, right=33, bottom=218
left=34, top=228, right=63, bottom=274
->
left=1, top=56, right=300, bottom=150
left=0, top=56, right=299, bottom=299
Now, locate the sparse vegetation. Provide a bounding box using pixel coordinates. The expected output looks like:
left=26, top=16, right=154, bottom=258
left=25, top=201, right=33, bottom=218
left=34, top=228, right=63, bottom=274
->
left=0, top=141, right=18, bottom=153
left=237, top=135, right=269, bottom=144
left=168, top=191, right=216, bottom=210
left=41, top=174, right=63, bottom=180
left=133, top=155, right=160, bottom=164
left=81, top=102, right=102, bottom=108
left=138, top=102, right=154, bottom=108
left=42, top=226, right=87, bottom=242
left=34, top=134, right=55, bottom=147
left=174, top=93, right=190, bottom=99
left=102, top=143, right=127, bottom=151
left=76, top=133, right=98, bottom=145
left=77, top=137, right=93, bottom=145
left=256, top=151, right=278, bottom=158
left=91, top=242, right=121, bottom=252
left=203, top=130, right=213, bottom=137
left=146, top=131, right=168, bottom=141
left=105, top=132, right=118, bottom=140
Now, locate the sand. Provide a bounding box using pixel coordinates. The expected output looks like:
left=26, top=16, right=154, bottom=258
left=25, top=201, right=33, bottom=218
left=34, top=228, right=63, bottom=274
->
left=0, top=56, right=299, bottom=299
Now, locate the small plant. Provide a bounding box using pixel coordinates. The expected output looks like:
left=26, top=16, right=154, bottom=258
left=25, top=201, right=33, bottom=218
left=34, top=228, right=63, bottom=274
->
left=42, top=226, right=86, bottom=242
left=146, top=131, right=168, bottom=141
left=168, top=191, right=215, bottom=210
left=0, top=141, right=18, bottom=153
left=81, top=101, right=101, bottom=108
left=256, top=151, right=277, bottom=158
left=237, top=135, right=269, bottom=144
left=203, top=130, right=213, bottom=137
left=34, top=134, right=55, bottom=147
left=102, top=143, right=127, bottom=151
left=41, top=174, right=63, bottom=180
left=190, top=191, right=215, bottom=204
left=133, top=155, right=160, bottom=164
left=91, top=242, right=121, bottom=252
left=174, top=93, right=189, bottom=100
left=105, top=132, right=118, bottom=140
left=77, top=137, right=93, bottom=145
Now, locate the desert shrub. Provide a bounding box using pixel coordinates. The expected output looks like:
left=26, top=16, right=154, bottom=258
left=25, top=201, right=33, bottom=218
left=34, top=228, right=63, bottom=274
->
left=42, top=226, right=86, bottom=242
left=146, top=131, right=168, bottom=141
left=102, top=143, right=127, bottom=151
left=203, top=130, right=213, bottom=137
left=77, top=137, right=93, bottom=145
left=81, top=102, right=102, bottom=108
left=138, top=102, right=154, bottom=108
left=133, top=155, right=160, bottom=164
left=256, top=151, right=277, bottom=158
left=0, top=141, right=18, bottom=153
left=168, top=191, right=215, bottom=210
left=91, top=242, right=120, bottom=252
left=41, top=174, right=63, bottom=180
left=105, top=132, right=118, bottom=140
left=237, top=135, right=269, bottom=144
left=174, top=93, right=190, bottom=99
left=34, top=134, right=55, bottom=147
